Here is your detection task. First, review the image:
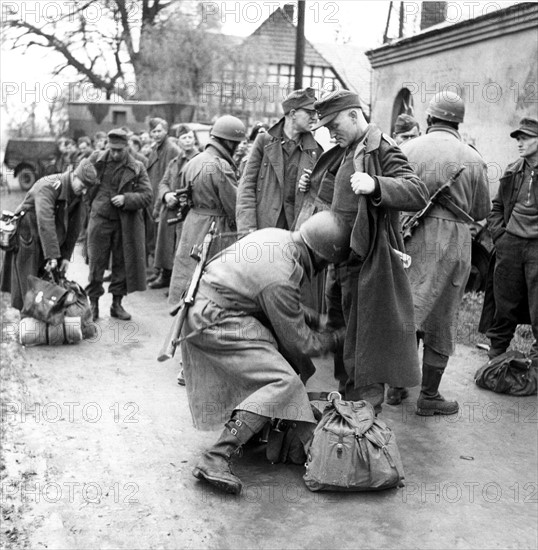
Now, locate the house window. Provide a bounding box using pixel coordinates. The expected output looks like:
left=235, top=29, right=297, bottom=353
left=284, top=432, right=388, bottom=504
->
left=112, top=110, right=127, bottom=126
left=391, top=88, right=415, bottom=134
left=302, top=66, right=339, bottom=95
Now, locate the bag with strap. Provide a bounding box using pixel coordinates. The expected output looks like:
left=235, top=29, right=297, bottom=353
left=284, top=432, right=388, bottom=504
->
left=21, top=274, right=71, bottom=325
left=475, top=350, right=537, bottom=396
left=303, top=393, right=405, bottom=492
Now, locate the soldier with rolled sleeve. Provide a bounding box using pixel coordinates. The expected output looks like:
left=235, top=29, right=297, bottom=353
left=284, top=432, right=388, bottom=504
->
left=85, top=129, right=153, bottom=321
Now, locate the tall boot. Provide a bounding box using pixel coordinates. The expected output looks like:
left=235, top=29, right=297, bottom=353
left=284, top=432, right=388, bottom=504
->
left=192, top=410, right=268, bottom=494
left=416, top=364, right=459, bottom=416
left=90, top=299, right=99, bottom=322
left=110, top=295, right=131, bottom=321
left=148, top=268, right=171, bottom=289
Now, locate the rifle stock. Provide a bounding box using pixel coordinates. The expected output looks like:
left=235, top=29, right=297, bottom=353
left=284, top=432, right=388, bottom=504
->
left=402, top=165, right=466, bottom=241
left=157, top=221, right=217, bottom=362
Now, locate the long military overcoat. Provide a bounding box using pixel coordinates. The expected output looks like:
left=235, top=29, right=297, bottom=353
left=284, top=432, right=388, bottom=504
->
left=236, top=119, right=323, bottom=233
left=147, top=137, right=180, bottom=216
left=181, top=229, right=336, bottom=431
left=1, top=172, right=83, bottom=310
left=153, top=148, right=199, bottom=271
left=402, top=125, right=490, bottom=356
left=342, top=126, right=428, bottom=387
left=87, top=150, right=153, bottom=293
left=168, top=140, right=238, bottom=305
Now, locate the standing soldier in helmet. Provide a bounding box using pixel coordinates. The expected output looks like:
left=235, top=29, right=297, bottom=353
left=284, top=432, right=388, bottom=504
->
left=168, top=115, right=246, bottom=306
left=183, top=211, right=348, bottom=495
left=387, top=91, right=490, bottom=414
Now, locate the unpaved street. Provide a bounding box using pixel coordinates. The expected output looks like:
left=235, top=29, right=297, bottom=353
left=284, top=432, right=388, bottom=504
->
left=1, top=187, right=537, bottom=550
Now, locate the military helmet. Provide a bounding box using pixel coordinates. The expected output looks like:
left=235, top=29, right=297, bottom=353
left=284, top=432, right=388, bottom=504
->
left=426, top=91, right=465, bottom=123
left=299, top=211, right=351, bottom=264
left=210, top=115, right=247, bottom=142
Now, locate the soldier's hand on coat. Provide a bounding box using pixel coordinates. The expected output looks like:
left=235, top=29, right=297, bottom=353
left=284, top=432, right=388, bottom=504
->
left=111, top=194, right=125, bottom=208
left=350, top=172, right=375, bottom=195
left=165, top=192, right=179, bottom=208
left=59, top=259, right=70, bottom=273
left=298, top=169, right=312, bottom=193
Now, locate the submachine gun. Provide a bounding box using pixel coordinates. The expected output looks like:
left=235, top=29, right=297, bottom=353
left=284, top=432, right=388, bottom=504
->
left=402, top=165, right=473, bottom=241
left=157, top=221, right=216, bottom=362
left=166, top=185, right=193, bottom=226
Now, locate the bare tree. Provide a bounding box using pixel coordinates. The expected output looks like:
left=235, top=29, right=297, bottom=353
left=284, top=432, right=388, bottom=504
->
left=2, top=0, right=181, bottom=98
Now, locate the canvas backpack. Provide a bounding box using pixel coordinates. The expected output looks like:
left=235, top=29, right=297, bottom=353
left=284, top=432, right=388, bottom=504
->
left=303, top=393, right=405, bottom=492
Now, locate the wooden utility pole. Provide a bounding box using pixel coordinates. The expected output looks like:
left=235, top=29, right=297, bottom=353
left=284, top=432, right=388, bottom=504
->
left=294, top=1, right=306, bottom=90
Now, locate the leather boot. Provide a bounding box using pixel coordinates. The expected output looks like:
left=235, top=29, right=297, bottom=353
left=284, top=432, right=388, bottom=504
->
left=192, top=411, right=268, bottom=494
left=386, top=386, right=409, bottom=406
left=110, top=295, right=131, bottom=321
left=146, top=269, right=160, bottom=283
left=416, top=364, right=459, bottom=416
left=148, top=268, right=171, bottom=289
left=90, top=299, right=99, bottom=321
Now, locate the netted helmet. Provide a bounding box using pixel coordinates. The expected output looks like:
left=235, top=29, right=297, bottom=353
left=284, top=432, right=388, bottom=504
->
left=426, top=91, right=465, bottom=123
left=299, top=211, right=351, bottom=264
left=211, top=115, right=247, bottom=142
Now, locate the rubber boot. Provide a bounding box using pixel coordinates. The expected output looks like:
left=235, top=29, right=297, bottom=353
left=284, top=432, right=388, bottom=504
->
left=148, top=268, right=171, bottom=289
left=192, top=411, right=268, bottom=494
left=386, top=386, right=409, bottom=406
left=416, top=364, right=459, bottom=416
left=90, top=299, right=99, bottom=322
left=110, top=295, right=131, bottom=321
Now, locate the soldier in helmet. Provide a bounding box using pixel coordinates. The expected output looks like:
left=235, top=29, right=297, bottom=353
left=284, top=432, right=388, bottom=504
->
left=182, top=211, right=348, bottom=494
left=168, top=115, right=246, bottom=306
left=387, top=91, right=490, bottom=414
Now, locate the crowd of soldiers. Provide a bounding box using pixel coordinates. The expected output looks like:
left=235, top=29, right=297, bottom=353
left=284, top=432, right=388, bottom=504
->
left=1, top=86, right=536, bottom=496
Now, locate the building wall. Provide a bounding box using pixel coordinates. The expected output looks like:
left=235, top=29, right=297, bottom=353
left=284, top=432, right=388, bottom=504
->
left=369, top=27, right=537, bottom=194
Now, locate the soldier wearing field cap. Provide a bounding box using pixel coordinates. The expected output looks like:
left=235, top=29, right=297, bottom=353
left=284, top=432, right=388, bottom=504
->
left=85, top=128, right=153, bottom=321
left=393, top=114, right=421, bottom=145
left=309, top=89, right=428, bottom=412
left=236, top=87, right=323, bottom=234
left=1, top=158, right=99, bottom=310
left=481, top=117, right=538, bottom=367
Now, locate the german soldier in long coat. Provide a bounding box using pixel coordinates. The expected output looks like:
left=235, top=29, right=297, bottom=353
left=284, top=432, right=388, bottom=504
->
left=393, top=91, right=490, bottom=415
left=311, top=90, right=429, bottom=413
left=1, top=160, right=98, bottom=310
left=86, top=129, right=153, bottom=321
left=168, top=116, right=246, bottom=306
left=146, top=117, right=180, bottom=283
left=183, top=212, right=348, bottom=495
left=149, top=125, right=199, bottom=289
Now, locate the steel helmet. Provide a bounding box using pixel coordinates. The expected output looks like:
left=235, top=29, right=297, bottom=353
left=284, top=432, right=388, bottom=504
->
left=426, top=91, right=465, bottom=123
left=299, top=211, right=351, bottom=264
left=210, top=115, right=247, bottom=142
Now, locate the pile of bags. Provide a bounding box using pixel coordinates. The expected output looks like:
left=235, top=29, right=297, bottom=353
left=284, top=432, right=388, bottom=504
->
left=19, top=275, right=95, bottom=346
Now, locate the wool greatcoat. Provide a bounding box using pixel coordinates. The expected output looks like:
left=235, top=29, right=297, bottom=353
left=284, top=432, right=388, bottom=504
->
left=236, top=118, right=323, bottom=233
left=180, top=229, right=337, bottom=431
left=153, top=148, right=200, bottom=271
left=401, top=125, right=490, bottom=357
left=147, top=137, right=180, bottom=217
left=86, top=150, right=153, bottom=295
left=168, top=140, right=238, bottom=305
left=1, top=172, right=83, bottom=310
left=330, top=124, right=429, bottom=389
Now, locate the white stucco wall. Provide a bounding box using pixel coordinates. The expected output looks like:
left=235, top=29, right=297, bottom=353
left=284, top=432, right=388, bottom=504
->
left=369, top=27, right=537, bottom=194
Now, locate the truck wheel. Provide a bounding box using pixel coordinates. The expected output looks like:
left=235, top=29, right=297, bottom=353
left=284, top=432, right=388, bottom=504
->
left=18, top=167, right=36, bottom=191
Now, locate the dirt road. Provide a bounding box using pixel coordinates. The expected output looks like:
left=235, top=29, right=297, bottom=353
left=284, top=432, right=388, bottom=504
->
left=1, top=188, right=537, bottom=550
